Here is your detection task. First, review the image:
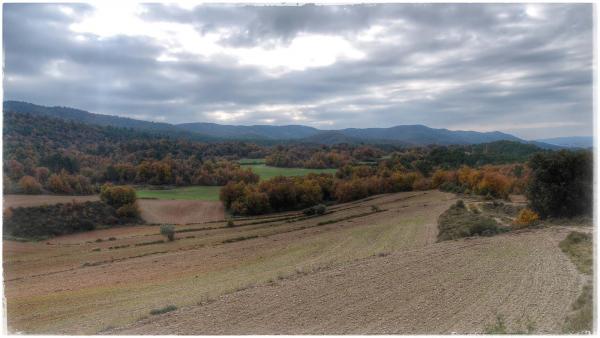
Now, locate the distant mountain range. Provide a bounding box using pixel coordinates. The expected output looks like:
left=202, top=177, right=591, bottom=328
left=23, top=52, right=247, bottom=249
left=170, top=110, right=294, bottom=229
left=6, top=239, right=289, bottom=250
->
left=2, top=100, right=564, bottom=148
left=3, top=100, right=216, bottom=142
left=535, top=136, right=593, bottom=149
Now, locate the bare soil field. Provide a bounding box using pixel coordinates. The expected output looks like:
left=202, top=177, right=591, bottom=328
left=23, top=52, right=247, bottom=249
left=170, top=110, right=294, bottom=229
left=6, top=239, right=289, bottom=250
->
left=138, top=199, right=225, bottom=224
left=2, top=190, right=588, bottom=334
left=3, top=194, right=225, bottom=225
left=111, top=227, right=583, bottom=335
left=3, top=194, right=99, bottom=209
left=4, top=190, right=452, bottom=334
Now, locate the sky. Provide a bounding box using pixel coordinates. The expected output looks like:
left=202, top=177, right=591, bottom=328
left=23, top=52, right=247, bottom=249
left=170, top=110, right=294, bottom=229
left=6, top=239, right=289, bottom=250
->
left=2, top=2, right=594, bottom=139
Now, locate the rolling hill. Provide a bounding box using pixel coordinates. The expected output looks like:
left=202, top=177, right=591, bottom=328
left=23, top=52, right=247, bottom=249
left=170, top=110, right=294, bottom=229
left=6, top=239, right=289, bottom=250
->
left=535, top=136, right=593, bottom=149
left=3, top=101, right=216, bottom=142
left=177, top=122, right=320, bottom=140
left=5, top=100, right=544, bottom=147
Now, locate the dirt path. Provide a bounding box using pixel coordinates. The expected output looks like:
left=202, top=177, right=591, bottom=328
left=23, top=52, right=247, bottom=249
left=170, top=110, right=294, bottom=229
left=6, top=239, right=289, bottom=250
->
left=110, top=227, right=582, bottom=335
left=138, top=200, right=224, bottom=224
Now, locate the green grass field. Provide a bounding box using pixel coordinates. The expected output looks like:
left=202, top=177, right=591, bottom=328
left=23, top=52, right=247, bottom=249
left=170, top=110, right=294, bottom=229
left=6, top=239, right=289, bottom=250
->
left=245, top=164, right=337, bottom=180
left=135, top=164, right=337, bottom=201
left=238, top=158, right=266, bottom=165
left=136, top=186, right=222, bottom=201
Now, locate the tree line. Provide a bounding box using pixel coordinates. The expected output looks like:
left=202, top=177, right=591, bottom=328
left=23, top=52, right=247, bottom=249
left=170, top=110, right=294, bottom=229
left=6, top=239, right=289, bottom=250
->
left=6, top=109, right=576, bottom=220
left=221, top=150, right=593, bottom=219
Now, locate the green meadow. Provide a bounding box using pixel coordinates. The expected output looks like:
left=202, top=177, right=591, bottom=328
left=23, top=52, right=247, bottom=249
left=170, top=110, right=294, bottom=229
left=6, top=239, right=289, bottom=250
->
left=136, top=162, right=337, bottom=201
left=244, top=164, right=337, bottom=181
left=136, top=186, right=222, bottom=201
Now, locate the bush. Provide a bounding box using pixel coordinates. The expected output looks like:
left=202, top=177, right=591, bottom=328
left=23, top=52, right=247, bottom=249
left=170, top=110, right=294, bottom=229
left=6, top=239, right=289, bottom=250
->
left=303, top=204, right=327, bottom=216
left=116, top=202, right=140, bottom=218
left=314, top=204, right=326, bottom=215
left=227, top=219, right=235, bottom=227
left=3, top=201, right=137, bottom=239
left=526, top=150, right=592, bottom=218
left=412, top=177, right=431, bottom=191
left=150, top=305, right=177, bottom=315
left=100, top=184, right=137, bottom=209
left=220, top=181, right=247, bottom=209
left=475, top=172, right=511, bottom=200
left=160, top=224, right=175, bottom=241
left=437, top=201, right=506, bottom=241
left=18, top=175, right=42, bottom=194
left=513, top=208, right=539, bottom=229
left=439, top=181, right=465, bottom=194
left=45, top=171, right=95, bottom=195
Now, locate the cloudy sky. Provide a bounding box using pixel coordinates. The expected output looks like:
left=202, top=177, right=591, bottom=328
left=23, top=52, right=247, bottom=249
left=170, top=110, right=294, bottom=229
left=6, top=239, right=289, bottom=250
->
left=3, top=2, right=594, bottom=139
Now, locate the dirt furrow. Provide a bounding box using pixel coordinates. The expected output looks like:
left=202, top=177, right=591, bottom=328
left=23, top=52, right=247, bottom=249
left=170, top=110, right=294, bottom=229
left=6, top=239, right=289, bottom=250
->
left=110, top=227, right=581, bottom=335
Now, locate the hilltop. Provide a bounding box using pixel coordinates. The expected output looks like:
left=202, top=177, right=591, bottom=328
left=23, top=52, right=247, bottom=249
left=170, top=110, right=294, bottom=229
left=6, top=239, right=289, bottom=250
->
left=4, top=100, right=548, bottom=147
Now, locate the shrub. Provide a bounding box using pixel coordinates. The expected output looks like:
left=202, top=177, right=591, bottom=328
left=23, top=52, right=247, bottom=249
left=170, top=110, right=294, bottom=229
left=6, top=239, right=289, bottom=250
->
left=4, top=201, right=135, bottom=239
left=45, top=171, right=95, bottom=194
left=227, top=219, right=235, bottom=227
left=220, top=181, right=247, bottom=209
left=371, top=205, right=381, bottom=212
left=432, top=170, right=457, bottom=188
left=475, top=172, right=511, bottom=200
left=439, top=181, right=465, bottom=194
left=3, top=174, right=12, bottom=193
left=412, top=177, right=431, bottom=191
left=484, top=315, right=507, bottom=334
left=314, top=204, right=327, bottom=215
left=513, top=208, right=539, bottom=228
left=47, top=174, right=67, bottom=193
left=302, top=206, right=316, bottom=216
left=100, top=184, right=137, bottom=209
left=437, top=202, right=506, bottom=241
left=160, top=224, right=176, bottom=241
left=116, top=202, right=140, bottom=218
left=3, top=207, right=13, bottom=221
left=18, top=175, right=42, bottom=194
left=34, top=167, right=50, bottom=184
left=303, top=204, right=327, bottom=216
left=150, top=305, right=177, bottom=315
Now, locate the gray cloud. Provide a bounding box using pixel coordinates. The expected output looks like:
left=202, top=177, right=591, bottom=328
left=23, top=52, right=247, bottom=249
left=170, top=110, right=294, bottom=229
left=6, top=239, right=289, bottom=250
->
left=2, top=3, right=593, bottom=139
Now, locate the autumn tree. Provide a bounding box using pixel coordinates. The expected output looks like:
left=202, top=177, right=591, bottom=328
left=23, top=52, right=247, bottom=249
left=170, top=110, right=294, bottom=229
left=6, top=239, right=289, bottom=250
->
left=18, top=175, right=42, bottom=194
left=34, top=167, right=50, bottom=185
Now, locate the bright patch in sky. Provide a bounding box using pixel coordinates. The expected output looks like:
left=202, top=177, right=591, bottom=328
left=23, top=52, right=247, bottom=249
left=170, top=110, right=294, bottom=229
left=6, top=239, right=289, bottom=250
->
left=70, top=3, right=365, bottom=74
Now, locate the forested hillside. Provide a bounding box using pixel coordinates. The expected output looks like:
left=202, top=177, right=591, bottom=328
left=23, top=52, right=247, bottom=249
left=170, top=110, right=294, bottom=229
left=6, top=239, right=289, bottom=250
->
left=3, top=111, right=550, bottom=196
left=5, top=101, right=550, bottom=146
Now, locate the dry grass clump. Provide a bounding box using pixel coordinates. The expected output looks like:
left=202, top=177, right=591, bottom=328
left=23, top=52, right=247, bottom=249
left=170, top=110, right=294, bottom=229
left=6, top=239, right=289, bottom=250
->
left=437, top=200, right=506, bottom=241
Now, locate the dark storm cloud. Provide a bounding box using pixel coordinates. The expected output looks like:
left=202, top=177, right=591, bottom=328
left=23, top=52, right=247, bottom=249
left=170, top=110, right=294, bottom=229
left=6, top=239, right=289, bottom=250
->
left=2, top=3, right=594, bottom=139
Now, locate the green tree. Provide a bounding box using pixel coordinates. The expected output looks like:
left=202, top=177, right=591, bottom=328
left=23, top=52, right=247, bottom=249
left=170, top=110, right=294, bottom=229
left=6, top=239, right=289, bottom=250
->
left=100, top=184, right=137, bottom=209
left=526, top=150, right=592, bottom=218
